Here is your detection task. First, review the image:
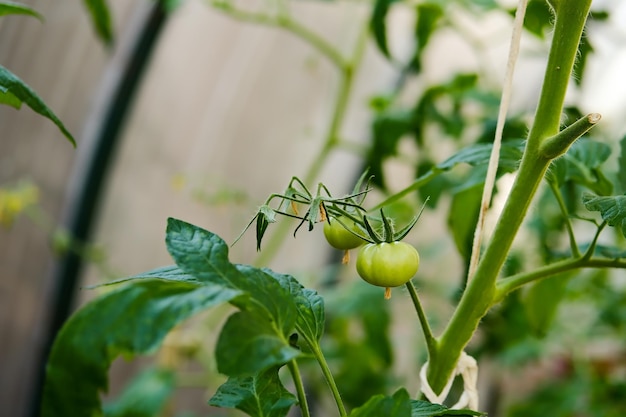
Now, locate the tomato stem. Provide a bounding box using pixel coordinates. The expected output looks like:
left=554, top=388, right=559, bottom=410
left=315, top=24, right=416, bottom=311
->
left=405, top=280, right=438, bottom=359
left=426, top=0, right=593, bottom=395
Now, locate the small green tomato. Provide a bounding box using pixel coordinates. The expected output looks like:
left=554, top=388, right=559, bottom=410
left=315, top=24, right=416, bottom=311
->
left=356, top=242, right=420, bottom=299
left=323, top=217, right=365, bottom=250
left=323, top=217, right=366, bottom=264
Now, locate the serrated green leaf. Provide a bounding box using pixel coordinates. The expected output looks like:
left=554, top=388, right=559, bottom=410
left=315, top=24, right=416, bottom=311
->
left=524, top=272, right=573, bottom=338
left=209, top=366, right=297, bottom=417
left=235, top=265, right=298, bottom=330
left=348, top=388, right=411, bottom=417
left=215, top=310, right=300, bottom=377
left=264, top=270, right=325, bottom=343
left=0, top=65, right=75, bottom=146
left=83, top=0, right=113, bottom=43
left=87, top=265, right=200, bottom=288
left=103, top=368, right=175, bottom=417
left=165, top=217, right=244, bottom=287
left=411, top=399, right=484, bottom=416
left=41, top=280, right=241, bottom=417
left=547, top=139, right=612, bottom=194
left=0, top=1, right=43, bottom=20
left=436, top=139, right=525, bottom=172
left=582, top=194, right=626, bottom=237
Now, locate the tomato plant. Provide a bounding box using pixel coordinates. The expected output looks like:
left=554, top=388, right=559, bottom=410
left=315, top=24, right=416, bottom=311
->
left=12, top=0, right=626, bottom=416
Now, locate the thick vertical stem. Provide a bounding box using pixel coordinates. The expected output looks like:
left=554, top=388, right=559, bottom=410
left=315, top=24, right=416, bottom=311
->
left=425, top=0, right=592, bottom=395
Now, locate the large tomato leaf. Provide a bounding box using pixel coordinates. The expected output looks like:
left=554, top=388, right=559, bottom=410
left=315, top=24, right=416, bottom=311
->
left=582, top=194, right=626, bottom=237
left=547, top=139, right=613, bottom=195
left=215, top=310, right=300, bottom=377
left=0, top=65, right=75, bottom=146
left=348, top=388, right=412, bottom=417
left=209, top=366, right=297, bottom=417
left=264, top=269, right=325, bottom=344
left=41, top=280, right=241, bottom=417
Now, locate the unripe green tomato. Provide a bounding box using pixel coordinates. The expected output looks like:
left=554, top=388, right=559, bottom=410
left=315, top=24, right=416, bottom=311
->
left=323, top=217, right=365, bottom=250
left=356, top=242, right=420, bottom=288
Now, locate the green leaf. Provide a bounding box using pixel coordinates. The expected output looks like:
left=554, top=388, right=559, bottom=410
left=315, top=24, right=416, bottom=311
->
left=215, top=310, right=300, bottom=377
left=0, top=65, right=75, bottom=146
left=234, top=265, right=298, bottom=330
left=410, top=3, right=444, bottom=72
left=618, top=135, right=626, bottom=193
left=348, top=388, right=411, bottom=417
left=103, top=368, right=175, bottom=417
left=209, top=366, right=297, bottom=417
left=516, top=0, right=553, bottom=39
left=448, top=185, right=482, bottom=263
left=436, top=139, right=525, bottom=172
left=370, top=0, right=398, bottom=60
left=83, top=0, right=113, bottom=44
left=410, top=399, right=484, bottom=416
left=582, top=194, right=626, bottom=237
left=523, top=272, right=573, bottom=338
left=0, top=1, right=43, bottom=20
left=87, top=265, right=200, bottom=288
left=264, top=270, right=325, bottom=343
left=0, top=86, right=21, bottom=109
left=547, top=138, right=612, bottom=195
left=165, top=217, right=244, bottom=287
left=41, top=280, right=241, bottom=417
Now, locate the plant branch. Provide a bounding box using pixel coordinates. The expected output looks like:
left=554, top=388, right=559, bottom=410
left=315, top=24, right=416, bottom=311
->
left=405, top=281, right=438, bottom=358
left=288, top=359, right=311, bottom=417
left=309, top=342, right=347, bottom=417
left=426, top=0, right=593, bottom=395
left=549, top=182, right=581, bottom=257
left=494, top=255, right=626, bottom=303
left=211, top=0, right=346, bottom=68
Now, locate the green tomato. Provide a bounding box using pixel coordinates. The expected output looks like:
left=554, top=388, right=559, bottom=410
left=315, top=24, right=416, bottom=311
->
left=356, top=242, right=420, bottom=288
left=323, top=217, right=365, bottom=250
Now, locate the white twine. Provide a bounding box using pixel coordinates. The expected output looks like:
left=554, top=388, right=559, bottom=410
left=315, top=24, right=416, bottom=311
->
left=419, top=351, right=479, bottom=410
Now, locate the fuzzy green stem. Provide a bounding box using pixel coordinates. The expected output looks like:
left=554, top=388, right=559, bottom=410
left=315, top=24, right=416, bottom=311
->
left=494, top=256, right=626, bottom=303
left=405, top=281, right=438, bottom=358
left=309, top=342, right=347, bottom=417
left=425, top=0, right=592, bottom=395
left=288, top=360, right=312, bottom=417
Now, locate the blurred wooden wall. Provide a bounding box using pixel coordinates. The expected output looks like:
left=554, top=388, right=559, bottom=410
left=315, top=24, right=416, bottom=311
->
left=0, top=0, right=398, bottom=415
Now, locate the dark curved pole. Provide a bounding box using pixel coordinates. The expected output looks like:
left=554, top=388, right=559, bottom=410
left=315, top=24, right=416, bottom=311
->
left=29, top=3, right=169, bottom=416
